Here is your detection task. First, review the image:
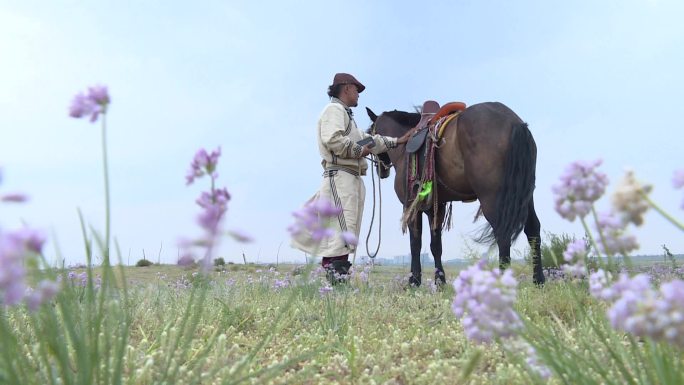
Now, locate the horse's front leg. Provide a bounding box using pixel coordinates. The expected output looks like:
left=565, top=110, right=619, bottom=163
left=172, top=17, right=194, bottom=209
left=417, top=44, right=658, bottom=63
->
left=408, top=213, right=423, bottom=287
left=428, top=207, right=446, bottom=285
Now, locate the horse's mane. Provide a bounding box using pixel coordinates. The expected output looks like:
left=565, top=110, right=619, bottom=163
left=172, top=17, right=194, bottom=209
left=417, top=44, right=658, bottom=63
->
left=384, top=110, right=421, bottom=128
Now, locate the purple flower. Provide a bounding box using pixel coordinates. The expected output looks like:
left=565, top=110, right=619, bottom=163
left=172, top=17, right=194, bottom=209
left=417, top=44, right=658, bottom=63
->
left=506, top=339, right=552, bottom=380
left=196, top=188, right=230, bottom=211
left=563, top=239, right=588, bottom=263
left=0, top=170, right=29, bottom=204
left=319, top=285, right=333, bottom=296
left=451, top=259, right=522, bottom=343
left=349, top=263, right=372, bottom=284
left=341, top=231, right=358, bottom=246
left=195, top=188, right=230, bottom=237
left=552, top=159, right=608, bottom=221
left=308, top=198, right=343, bottom=217
left=592, top=272, right=650, bottom=302
left=69, top=92, right=94, bottom=118
left=88, top=85, right=110, bottom=105
left=674, top=169, right=684, bottom=209
left=197, top=205, right=224, bottom=235
left=1, top=193, right=29, bottom=203
left=288, top=198, right=342, bottom=241
left=589, top=269, right=614, bottom=300
left=25, top=279, right=60, bottom=311
left=177, top=254, right=196, bottom=267
left=312, top=266, right=326, bottom=279
left=69, top=85, right=110, bottom=123
left=66, top=271, right=88, bottom=287
left=596, top=273, right=684, bottom=347
left=179, top=147, right=233, bottom=276
left=563, top=262, right=587, bottom=279
left=674, top=169, right=684, bottom=189
left=0, top=232, right=28, bottom=306
left=272, top=279, right=290, bottom=291
left=76, top=272, right=88, bottom=287
left=594, top=211, right=638, bottom=256
left=10, top=228, right=46, bottom=254
left=561, top=240, right=589, bottom=279
left=186, top=148, right=221, bottom=185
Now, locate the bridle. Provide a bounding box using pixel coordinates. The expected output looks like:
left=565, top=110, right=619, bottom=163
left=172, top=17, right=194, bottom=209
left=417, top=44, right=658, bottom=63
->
left=366, top=120, right=394, bottom=169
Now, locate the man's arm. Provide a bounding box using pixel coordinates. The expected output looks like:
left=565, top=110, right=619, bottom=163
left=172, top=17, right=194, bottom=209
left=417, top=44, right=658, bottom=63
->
left=358, top=129, right=415, bottom=157
left=320, top=105, right=367, bottom=159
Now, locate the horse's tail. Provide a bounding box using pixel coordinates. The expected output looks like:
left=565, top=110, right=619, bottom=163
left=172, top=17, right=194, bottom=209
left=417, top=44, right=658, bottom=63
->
left=485, top=123, right=536, bottom=244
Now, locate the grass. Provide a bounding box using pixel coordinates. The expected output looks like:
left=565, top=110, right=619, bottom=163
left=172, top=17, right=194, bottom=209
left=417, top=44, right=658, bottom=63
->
left=4, top=260, right=683, bottom=384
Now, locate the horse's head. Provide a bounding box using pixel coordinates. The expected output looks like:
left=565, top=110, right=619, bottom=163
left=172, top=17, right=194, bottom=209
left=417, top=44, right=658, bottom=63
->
left=366, top=107, right=420, bottom=179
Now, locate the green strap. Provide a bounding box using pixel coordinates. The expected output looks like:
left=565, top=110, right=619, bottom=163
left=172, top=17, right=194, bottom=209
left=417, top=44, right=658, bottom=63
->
left=418, top=181, right=433, bottom=199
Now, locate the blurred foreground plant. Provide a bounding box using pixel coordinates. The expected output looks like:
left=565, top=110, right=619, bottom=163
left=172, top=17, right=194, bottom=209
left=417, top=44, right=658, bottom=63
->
left=1, top=86, right=318, bottom=385
left=0, top=84, right=133, bottom=385
left=451, top=161, right=684, bottom=384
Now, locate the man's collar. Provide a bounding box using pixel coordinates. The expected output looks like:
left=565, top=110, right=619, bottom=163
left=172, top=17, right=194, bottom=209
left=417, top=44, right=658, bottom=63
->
left=331, top=97, right=353, bottom=117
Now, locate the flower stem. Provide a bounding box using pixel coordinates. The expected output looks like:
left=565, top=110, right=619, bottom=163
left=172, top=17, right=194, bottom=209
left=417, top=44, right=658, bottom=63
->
left=642, top=193, right=684, bottom=232
left=581, top=211, right=611, bottom=269
left=101, top=113, right=110, bottom=263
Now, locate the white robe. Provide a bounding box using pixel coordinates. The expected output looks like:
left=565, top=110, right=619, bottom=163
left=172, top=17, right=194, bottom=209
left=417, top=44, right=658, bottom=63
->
left=291, top=98, right=397, bottom=258
left=290, top=169, right=365, bottom=257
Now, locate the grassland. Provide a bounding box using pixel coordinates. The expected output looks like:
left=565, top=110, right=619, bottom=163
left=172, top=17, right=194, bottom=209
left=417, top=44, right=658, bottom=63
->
left=4, top=259, right=676, bottom=384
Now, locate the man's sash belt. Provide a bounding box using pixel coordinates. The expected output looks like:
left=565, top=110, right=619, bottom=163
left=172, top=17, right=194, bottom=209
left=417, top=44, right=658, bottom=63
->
left=323, top=166, right=360, bottom=177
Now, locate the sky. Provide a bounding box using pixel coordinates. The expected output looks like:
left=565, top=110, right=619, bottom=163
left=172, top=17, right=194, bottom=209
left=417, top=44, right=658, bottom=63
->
left=1, top=0, right=683, bottom=267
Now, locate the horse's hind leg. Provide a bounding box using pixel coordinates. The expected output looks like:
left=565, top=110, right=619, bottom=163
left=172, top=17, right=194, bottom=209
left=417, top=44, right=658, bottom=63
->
left=408, top=214, right=423, bottom=287
left=497, top=238, right=512, bottom=270
left=427, top=206, right=446, bottom=285
left=525, top=200, right=545, bottom=285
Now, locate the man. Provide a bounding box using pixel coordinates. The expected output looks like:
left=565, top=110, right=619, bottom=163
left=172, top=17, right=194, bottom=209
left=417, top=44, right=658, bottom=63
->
left=291, top=73, right=413, bottom=280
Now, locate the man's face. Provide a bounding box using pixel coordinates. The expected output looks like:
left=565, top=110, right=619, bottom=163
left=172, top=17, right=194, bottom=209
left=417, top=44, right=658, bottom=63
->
left=343, top=84, right=360, bottom=107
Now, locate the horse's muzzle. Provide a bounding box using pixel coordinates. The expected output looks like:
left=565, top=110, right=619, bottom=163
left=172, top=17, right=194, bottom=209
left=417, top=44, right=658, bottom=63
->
left=377, top=163, right=391, bottom=179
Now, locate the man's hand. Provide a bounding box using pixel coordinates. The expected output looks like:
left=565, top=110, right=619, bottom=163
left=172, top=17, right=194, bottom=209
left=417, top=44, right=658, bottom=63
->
left=397, top=128, right=417, bottom=145
left=361, top=145, right=372, bottom=157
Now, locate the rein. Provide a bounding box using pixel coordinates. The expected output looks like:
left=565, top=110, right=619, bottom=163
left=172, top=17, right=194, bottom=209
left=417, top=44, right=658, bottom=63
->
left=363, top=154, right=383, bottom=259
left=362, top=120, right=388, bottom=259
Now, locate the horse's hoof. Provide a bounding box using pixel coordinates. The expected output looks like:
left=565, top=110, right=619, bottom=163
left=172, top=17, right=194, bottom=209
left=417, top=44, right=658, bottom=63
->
left=408, top=276, right=422, bottom=287
left=435, top=270, right=446, bottom=285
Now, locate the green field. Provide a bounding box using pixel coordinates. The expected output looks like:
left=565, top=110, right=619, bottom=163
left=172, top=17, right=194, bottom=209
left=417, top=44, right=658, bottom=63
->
left=4, top=260, right=680, bottom=384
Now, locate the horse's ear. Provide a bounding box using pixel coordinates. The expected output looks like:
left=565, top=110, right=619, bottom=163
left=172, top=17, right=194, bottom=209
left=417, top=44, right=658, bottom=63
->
left=366, top=107, right=378, bottom=122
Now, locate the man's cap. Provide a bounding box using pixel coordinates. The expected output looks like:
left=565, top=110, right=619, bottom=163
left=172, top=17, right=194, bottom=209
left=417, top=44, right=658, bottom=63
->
left=332, top=73, right=365, bottom=93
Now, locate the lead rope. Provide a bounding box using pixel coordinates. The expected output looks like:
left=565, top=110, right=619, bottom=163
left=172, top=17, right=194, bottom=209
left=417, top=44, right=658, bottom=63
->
left=365, top=154, right=383, bottom=259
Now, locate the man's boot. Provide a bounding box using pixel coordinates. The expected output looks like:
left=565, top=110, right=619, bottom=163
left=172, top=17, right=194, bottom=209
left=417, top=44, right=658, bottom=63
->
left=331, top=260, right=352, bottom=284
left=325, top=255, right=351, bottom=285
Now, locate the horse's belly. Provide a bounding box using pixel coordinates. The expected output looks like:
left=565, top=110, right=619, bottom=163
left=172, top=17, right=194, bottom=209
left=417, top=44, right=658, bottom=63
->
left=435, top=133, right=476, bottom=201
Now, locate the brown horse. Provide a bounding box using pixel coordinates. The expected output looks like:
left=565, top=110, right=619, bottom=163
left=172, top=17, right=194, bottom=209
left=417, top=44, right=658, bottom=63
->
left=366, top=102, right=545, bottom=286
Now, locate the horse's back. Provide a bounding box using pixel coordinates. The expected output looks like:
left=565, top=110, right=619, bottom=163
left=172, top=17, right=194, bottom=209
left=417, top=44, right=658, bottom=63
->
left=461, top=102, right=524, bottom=134
left=458, top=101, right=525, bottom=152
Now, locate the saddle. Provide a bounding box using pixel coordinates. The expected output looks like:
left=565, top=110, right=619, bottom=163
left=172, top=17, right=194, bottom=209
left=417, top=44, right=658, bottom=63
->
left=406, top=100, right=440, bottom=153
left=406, top=101, right=467, bottom=153
left=432, top=101, right=467, bottom=124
